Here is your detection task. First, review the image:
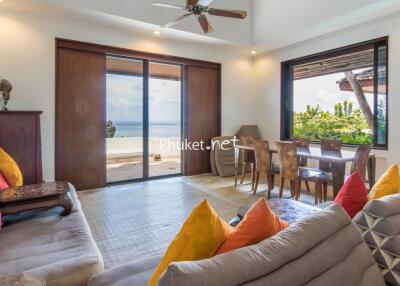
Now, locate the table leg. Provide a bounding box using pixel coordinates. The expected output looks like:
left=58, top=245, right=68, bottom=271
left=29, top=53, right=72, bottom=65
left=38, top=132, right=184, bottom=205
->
left=59, top=193, right=73, bottom=216
left=331, top=162, right=346, bottom=198
left=367, top=155, right=376, bottom=190
left=234, top=147, right=239, bottom=187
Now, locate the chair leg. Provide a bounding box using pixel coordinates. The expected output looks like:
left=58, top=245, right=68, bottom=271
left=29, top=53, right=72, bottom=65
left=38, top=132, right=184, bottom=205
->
left=250, top=163, right=255, bottom=190
left=295, top=180, right=301, bottom=200
left=314, top=181, right=321, bottom=204
left=253, top=172, right=260, bottom=196
left=271, top=173, right=275, bottom=188
left=305, top=180, right=311, bottom=192
left=267, top=173, right=273, bottom=199
left=279, top=177, right=285, bottom=198
left=290, top=180, right=295, bottom=197
left=323, top=182, right=328, bottom=202
left=240, top=163, right=246, bottom=184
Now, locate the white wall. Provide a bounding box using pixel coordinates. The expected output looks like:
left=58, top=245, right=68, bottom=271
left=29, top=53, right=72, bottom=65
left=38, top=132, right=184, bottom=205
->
left=0, top=10, right=256, bottom=181
left=253, top=13, right=400, bottom=177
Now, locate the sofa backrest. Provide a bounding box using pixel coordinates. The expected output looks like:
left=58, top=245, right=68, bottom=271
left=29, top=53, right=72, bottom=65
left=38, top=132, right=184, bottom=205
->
left=353, top=193, right=400, bottom=286
left=159, top=204, right=384, bottom=286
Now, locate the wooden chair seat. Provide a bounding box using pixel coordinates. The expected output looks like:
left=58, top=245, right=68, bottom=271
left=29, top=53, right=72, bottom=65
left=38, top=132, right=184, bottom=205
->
left=298, top=167, right=331, bottom=181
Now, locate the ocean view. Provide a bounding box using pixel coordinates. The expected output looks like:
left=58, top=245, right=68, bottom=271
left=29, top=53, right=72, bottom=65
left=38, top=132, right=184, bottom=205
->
left=112, top=121, right=181, bottom=138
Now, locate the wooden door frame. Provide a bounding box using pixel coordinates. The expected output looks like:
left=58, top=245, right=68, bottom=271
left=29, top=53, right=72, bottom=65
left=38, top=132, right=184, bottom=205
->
left=55, top=38, right=221, bottom=182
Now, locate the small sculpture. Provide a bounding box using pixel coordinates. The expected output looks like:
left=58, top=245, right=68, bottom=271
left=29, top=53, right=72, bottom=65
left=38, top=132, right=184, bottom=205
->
left=0, top=77, right=12, bottom=111
left=105, top=120, right=116, bottom=138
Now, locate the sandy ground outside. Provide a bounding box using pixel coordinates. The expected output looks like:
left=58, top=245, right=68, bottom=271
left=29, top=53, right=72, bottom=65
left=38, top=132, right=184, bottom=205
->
left=106, top=137, right=182, bottom=182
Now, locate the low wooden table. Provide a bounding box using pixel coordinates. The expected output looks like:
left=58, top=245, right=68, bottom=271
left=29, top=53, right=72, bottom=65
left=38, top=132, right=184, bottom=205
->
left=0, top=273, right=46, bottom=286
left=0, top=181, right=73, bottom=217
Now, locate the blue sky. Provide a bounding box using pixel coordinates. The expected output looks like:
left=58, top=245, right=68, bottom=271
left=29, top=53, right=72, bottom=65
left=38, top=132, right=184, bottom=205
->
left=293, top=69, right=374, bottom=113
left=106, top=73, right=181, bottom=123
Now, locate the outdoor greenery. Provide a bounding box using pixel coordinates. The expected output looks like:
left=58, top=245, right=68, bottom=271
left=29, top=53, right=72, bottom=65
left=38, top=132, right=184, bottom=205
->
left=293, top=100, right=373, bottom=145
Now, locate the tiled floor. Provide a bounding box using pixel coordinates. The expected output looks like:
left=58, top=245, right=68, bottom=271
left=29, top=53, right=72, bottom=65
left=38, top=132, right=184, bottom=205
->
left=78, top=173, right=328, bottom=269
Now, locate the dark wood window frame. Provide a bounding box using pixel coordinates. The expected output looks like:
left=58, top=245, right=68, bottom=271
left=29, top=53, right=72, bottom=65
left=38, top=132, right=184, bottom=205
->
left=281, top=36, right=389, bottom=150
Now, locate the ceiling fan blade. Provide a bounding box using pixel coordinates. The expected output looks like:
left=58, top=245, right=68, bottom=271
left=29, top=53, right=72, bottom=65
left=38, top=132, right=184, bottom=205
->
left=208, top=8, right=247, bottom=19
left=163, top=13, right=192, bottom=28
left=198, top=15, right=214, bottom=34
left=151, top=2, right=186, bottom=10
left=186, top=0, right=199, bottom=7
left=198, top=0, right=215, bottom=7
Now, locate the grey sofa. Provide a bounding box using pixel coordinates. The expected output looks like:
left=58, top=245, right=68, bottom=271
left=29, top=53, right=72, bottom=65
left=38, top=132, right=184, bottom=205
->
left=89, top=203, right=385, bottom=286
left=0, top=184, right=104, bottom=286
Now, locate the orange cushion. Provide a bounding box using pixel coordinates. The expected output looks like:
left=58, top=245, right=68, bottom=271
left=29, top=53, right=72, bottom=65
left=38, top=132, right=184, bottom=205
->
left=216, top=198, right=288, bottom=254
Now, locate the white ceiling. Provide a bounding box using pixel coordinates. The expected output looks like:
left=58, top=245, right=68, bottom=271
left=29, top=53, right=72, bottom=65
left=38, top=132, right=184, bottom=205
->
left=1, top=0, right=400, bottom=51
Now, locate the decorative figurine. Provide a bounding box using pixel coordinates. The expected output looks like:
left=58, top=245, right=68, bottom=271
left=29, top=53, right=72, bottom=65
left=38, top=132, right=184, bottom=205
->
left=105, top=120, right=117, bottom=138
left=0, top=77, right=12, bottom=111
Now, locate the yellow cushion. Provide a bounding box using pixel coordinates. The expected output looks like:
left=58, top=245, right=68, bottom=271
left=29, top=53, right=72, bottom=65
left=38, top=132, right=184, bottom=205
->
left=148, top=199, right=231, bottom=286
left=0, top=148, right=23, bottom=187
left=368, top=164, right=400, bottom=200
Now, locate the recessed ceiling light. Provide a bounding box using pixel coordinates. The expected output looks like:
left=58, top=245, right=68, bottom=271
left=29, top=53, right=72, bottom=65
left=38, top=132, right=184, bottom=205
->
left=251, top=51, right=257, bottom=55
left=0, top=0, right=4, bottom=3
left=154, top=31, right=161, bottom=36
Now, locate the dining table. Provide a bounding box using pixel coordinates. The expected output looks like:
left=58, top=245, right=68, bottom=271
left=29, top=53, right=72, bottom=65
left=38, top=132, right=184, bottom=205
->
left=234, top=143, right=376, bottom=198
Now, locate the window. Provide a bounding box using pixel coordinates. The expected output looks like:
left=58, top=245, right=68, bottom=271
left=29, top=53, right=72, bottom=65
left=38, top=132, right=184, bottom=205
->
left=281, top=37, right=388, bottom=149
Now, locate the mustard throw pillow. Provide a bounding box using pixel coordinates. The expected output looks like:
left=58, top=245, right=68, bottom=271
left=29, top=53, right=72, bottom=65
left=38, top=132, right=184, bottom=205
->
left=0, top=148, right=23, bottom=187
left=148, top=199, right=231, bottom=286
left=368, top=164, right=400, bottom=200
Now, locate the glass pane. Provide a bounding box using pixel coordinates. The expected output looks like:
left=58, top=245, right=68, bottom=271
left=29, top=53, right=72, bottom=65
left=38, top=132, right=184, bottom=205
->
left=148, top=62, right=182, bottom=177
left=377, top=45, right=387, bottom=145
left=106, top=57, right=143, bottom=182
left=292, top=48, right=375, bottom=145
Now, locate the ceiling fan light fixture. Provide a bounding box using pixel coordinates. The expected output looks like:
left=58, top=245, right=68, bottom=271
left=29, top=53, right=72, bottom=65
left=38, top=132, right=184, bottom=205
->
left=152, top=0, right=247, bottom=34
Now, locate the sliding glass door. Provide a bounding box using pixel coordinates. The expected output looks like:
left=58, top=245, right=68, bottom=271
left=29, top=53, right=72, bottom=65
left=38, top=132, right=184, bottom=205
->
left=149, top=62, right=182, bottom=177
left=106, top=56, right=182, bottom=183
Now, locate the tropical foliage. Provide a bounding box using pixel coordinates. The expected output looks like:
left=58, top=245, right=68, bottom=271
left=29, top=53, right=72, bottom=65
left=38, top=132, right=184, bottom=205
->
left=293, top=100, right=373, bottom=144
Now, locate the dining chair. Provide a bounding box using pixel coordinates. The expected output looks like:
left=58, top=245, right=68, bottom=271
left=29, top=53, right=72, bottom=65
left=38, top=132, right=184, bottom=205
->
left=293, top=137, right=312, bottom=192
left=318, top=139, right=342, bottom=201
left=320, top=144, right=372, bottom=202
left=276, top=141, right=328, bottom=204
left=350, top=145, right=372, bottom=180
left=319, top=139, right=343, bottom=171
left=252, top=139, right=273, bottom=197
left=236, top=136, right=256, bottom=188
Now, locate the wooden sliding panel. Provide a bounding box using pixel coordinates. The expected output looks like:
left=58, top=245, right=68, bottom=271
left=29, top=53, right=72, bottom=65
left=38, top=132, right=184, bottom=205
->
left=184, top=65, right=221, bottom=175
left=56, top=47, right=106, bottom=190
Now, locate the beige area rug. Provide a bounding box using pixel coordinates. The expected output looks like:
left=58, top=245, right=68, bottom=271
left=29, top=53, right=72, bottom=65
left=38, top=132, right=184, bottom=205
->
left=78, top=174, right=322, bottom=269
left=78, top=176, right=237, bottom=269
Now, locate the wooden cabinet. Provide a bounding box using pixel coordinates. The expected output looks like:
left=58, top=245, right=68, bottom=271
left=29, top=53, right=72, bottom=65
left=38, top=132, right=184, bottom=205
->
left=0, top=111, right=43, bottom=184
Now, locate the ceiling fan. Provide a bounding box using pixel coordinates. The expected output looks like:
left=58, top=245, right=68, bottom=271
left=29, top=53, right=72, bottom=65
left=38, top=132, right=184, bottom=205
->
left=151, top=0, right=247, bottom=34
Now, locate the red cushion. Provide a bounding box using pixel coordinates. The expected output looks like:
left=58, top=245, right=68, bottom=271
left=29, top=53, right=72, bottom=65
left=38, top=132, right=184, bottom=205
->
left=0, top=172, right=9, bottom=190
left=334, top=172, right=368, bottom=218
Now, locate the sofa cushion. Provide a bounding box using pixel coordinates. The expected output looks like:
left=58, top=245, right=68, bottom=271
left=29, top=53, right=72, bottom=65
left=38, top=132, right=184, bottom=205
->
left=334, top=172, right=368, bottom=218
left=0, top=147, right=23, bottom=187
left=368, top=164, right=400, bottom=200
left=353, top=193, right=400, bottom=286
left=0, top=184, right=104, bottom=286
left=0, top=171, right=9, bottom=190
left=216, top=198, right=288, bottom=254
left=148, top=199, right=231, bottom=286
left=88, top=255, right=161, bottom=286
left=158, top=204, right=384, bottom=286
